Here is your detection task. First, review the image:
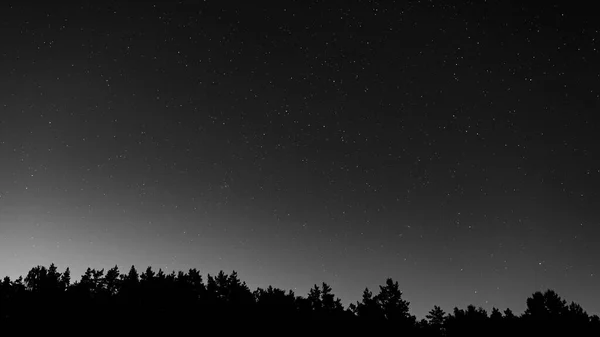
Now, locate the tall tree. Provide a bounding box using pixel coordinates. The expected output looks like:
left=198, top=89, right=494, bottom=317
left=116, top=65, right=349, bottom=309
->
left=318, top=282, right=344, bottom=318
left=187, top=268, right=204, bottom=300
left=375, top=278, right=412, bottom=323
left=123, top=265, right=139, bottom=285
left=525, top=289, right=567, bottom=319
left=350, top=288, right=383, bottom=320
left=321, top=283, right=335, bottom=312
left=503, top=308, right=516, bottom=320
left=307, top=284, right=322, bottom=313
left=227, top=270, right=253, bottom=306
left=426, top=305, right=446, bottom=333
left=214, top=271, right=229, bottom=301
left=24, top=265, right=47, bottom=293
left=47, top=263, right=61, bottom=290
left=104, top=265, right=120, bottom=296
left=0, top=277, right=12, bottom=320
left=206, top=274, right=218, bottom=300
left=79, top=268, right=95, bottom=294
left=119, top=265, right=139, bottom=300
left=141, top=266, right=155, bottom=283
left=92, top=269, right=104, bottom=293
left=60, top=268, right=71, bottom=291
left=490, top=307, right=502, bottom=321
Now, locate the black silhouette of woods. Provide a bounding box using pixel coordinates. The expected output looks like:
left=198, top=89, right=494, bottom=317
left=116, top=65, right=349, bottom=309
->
left=1, top=263, right=599, bottom=335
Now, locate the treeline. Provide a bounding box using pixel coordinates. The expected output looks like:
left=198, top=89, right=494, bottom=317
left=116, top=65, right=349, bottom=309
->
left=1, top=263, right=599, bottom=335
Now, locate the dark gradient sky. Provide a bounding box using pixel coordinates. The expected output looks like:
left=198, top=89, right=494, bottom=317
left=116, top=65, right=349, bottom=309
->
left=1, top=1, right=599, bottom=319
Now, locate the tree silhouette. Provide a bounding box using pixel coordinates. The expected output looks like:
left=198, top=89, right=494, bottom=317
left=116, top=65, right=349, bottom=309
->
left=213, top=270, right=229, bottom=302
left=591, top=315, right=600, bottom=331
left=0, top=277, right=12, bottom=321
left=60, top=267, right=71, bottom=291
left=490, top=307, right=502, bottom=321
left=254, top=285, right=298, bottom=321
left=350, top=287, right=384, bottom=320
left=375, top=278, right=413, bottom=324
left=104, top=265, right=120, bottom=296
left=426, top=305, right=447, bottom=335
left=503, top=307, right=516, bottom=320
left=487, top=307, right=504, bottom=337
left=24, top=265, right=47, bottom=293
left=141, top=266, right=155, bottom=283
left=47, top=263, right=61, bottom=291
left=92, top=268, right=104, bottom=292
left=3, top=262, right=600, bottom=335
left=121, top=265, right=139, bottom=288
left=307, top=284, right=322, bottom=316
left=187, top=268, right=205, bottom=300
left=524, top=289, right=568, bottom=319
left=118, top=264, right=140, bottom=317
left=445, top=305, right=488, bottom=337
left=225, top=270, right=254, bottom=319
left=321, top=283, right=343, bottom=316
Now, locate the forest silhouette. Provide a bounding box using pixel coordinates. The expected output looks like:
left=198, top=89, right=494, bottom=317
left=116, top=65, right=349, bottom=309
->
left=1, top=263, right=599, bottom=334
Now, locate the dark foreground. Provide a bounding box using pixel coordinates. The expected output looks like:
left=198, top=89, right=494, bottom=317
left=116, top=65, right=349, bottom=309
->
left=1, top=263, right=598, bottom=335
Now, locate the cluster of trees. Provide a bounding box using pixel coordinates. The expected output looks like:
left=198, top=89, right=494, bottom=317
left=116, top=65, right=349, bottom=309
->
left=1, top=263, right=599, bottom=334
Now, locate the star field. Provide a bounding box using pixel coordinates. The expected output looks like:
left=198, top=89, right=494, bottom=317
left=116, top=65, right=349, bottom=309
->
left=1, top=1, right=599, bottom=319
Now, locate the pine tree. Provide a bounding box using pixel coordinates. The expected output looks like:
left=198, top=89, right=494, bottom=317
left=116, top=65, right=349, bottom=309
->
left=375, top=278, right=411, bottom=323
left=426, top=305, right=447, bottom=332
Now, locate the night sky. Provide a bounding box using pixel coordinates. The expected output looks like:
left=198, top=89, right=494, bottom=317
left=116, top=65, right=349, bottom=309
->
left=1, top=1, right=599, bottom=319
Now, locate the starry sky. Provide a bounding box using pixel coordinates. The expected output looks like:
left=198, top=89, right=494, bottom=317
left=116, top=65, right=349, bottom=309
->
left=1, top=0, right=599, bottom=319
